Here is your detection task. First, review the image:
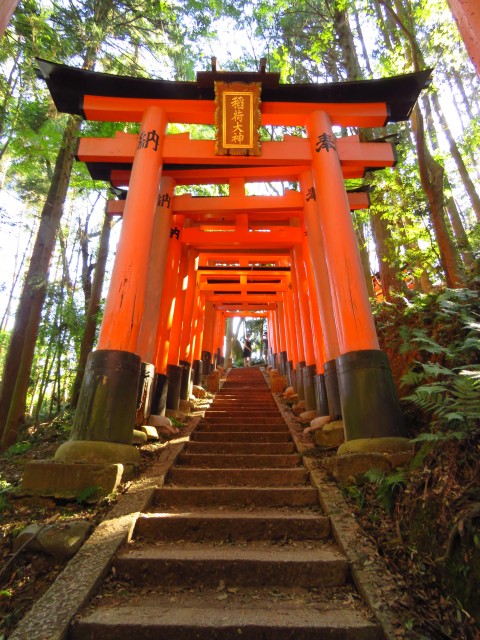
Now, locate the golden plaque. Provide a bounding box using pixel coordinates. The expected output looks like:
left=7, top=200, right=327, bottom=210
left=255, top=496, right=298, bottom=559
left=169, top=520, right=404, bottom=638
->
left=215, top=81, right=261, bottom=155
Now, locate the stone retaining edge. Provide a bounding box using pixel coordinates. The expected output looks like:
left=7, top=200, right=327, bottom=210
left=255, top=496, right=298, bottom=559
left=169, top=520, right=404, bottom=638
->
left=9, top=416, right=201, bottom=640
left=272, top=387, right=401, bottom=640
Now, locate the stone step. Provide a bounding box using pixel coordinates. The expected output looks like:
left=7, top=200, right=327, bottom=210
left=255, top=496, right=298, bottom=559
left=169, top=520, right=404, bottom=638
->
left=191, top=431, right=292, bottom=443
left=185, top=441, right=296, bottom=455
left=113, top=543, right=348, bottom=588
left=135, top=511, right=330, bottom=542
left=177, top=453, right=302, bottom=468
left=197, top=422, right=288, bottom=432
left=205, top=410, right=281, bottom=418
left=71, top=596, right=382, bottom=640
left=168, top=467, right=309, bottom=487
left=153, top=487, right=319, bottom=508
left=203, top=417, right=286, bottom=425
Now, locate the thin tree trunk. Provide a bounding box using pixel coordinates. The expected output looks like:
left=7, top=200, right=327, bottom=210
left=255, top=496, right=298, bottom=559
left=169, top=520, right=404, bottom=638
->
left=0, top=223, right=34, bottom=333
left=70, top=212, right=112, bottom=409
left=0, top=115, right=81, bottom=449
left=370, top=208, right=406, bottom=300
left=353, top=215, right=375, bottom=298
left=429, top=90, right=480, bottom=221
left=410, top=105, right=465, bottom=287
left=446, top=196, right=476, bottom=270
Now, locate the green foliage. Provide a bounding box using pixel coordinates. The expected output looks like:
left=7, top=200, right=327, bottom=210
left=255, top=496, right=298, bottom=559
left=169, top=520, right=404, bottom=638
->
left=395, top=285, right=480, bottom=439
left=76, top=486, right=100, bottom=503
left=4, top=440, right=32, bottom=456
left=364, top=468, right=406, bottom=516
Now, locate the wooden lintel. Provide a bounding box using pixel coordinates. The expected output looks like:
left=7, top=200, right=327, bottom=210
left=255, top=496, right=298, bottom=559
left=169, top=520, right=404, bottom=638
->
left=83, top=94, right=389, bottom=128
left=180, top=227, right=303, bottom=248
left=198, top=282, right=289, bottom=292
left=105, top=190, right=369, bottom=216
left=77, top=131, right=395, bottom=170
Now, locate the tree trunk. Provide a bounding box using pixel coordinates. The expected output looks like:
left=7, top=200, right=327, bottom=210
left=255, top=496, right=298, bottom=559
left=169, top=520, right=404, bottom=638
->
left=429, top=90, right=480, bottom=221
left=0, top=115, right=81, bottom=450
left=70, top=212, right=112, bottom=410
left=446, top=196, right=476, bottom=270
left=370, top=208, right=406, bottom=301
left=353, top=215, right=375, bottom=298
left=410, top=105, right=465, bottom=288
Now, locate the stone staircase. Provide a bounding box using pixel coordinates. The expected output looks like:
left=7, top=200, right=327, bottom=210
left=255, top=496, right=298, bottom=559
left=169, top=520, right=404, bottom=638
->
left=71, top=367, right=383, bottom=639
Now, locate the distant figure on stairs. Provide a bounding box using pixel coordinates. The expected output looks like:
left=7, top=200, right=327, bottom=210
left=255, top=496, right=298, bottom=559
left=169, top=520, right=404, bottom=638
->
left=243, top=335, right=252, bottom=367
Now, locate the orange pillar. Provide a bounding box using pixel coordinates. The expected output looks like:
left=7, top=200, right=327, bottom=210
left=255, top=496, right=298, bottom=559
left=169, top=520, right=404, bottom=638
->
left=447, top=0, right=480, bottom=77
left=70, top=106, right=168, bottom=454
left=276, top=300, right=288, bottom=375
left=302, top=233, right=329, bottom=415
left=154, top=215, right=184, bottom=374
left=191, top=292, right=206, bottom=384
left=292, top=243, right=318, bottom=412
left=201, top=301, right=216, bottom=373
left=179, top=250, right=200, bottom=364
left=167, top=245, right=189, bottom=367
left=306, top=110, right=406, bottom=441
left=98, top=106, right=168, bottom=352
left=284, top=288, right=299, bottom=371
left=300, top=169, right=342, bottom=419
left=136, top=176, right=175, bottom=363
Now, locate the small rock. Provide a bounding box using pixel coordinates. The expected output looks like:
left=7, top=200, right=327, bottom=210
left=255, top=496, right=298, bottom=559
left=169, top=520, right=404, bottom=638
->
left=310, top=415, right=332, bottom=430
left=14, top=520, right=92, bottom=561
left=299, top=410, right=318, bottom=422
left=140, top=425, right=159, bottom=441
left=192, top=385, right=206, bottom=399
left=292, top=400, right=306, bottom=415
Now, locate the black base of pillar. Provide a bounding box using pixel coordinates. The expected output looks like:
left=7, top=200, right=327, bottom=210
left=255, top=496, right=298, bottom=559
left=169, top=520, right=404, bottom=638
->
left=202, top=350, right=212, bottom=375
left=324, top=359, right=342, bottom=421
left=135, top=362, right=156, bottom=427
left=303, top=364, right=317, bottom=412
left=151, top=373, right=168, bottom=416
left=273, top=353, right=279, bottom=371
left=337, top=349, right=407, bottom=441
left=314, top=373, right=329, bottom=416
left=72, top=350, right=141, bottom=444
left=286, top=360, right=293, bottom=387
left=192, top=359, right=203, bottom=386
left=179, top=360, right=192, bottom=401
left=279, top=351, right=288, bottom=376
left=296, top=361, right=306, bottom=401
left=166, top=364, right=182, bottom=411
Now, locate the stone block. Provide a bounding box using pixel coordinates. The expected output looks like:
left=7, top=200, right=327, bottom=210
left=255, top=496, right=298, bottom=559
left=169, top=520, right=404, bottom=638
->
left=315, top=421, right=345, bottom=448
left=132, top=429, right=147, bottom=444
left=206, top=373, right=220, bottom=392
left=140, top=425, right=159, bottom=441
left=179, top=399, right=192, bottom=414
left=21, top=461, right=124, bottom=501
left=149, top=415, right=172, bottom=428
left=330, top=452, right=391, bottom=484
left=388, top=451, right=414, bottom=468
left=55, top=440, right=140, bottom=467
left=337, top=437, right=412, bottom=456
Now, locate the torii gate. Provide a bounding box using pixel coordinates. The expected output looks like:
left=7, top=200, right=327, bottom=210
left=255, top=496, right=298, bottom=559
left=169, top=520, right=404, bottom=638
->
left=36, top=58, right=430, bottom=472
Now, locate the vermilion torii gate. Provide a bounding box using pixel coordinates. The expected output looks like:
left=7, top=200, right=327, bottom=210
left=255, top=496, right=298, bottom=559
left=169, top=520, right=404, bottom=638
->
left=36, top=59, right=430, bottom=470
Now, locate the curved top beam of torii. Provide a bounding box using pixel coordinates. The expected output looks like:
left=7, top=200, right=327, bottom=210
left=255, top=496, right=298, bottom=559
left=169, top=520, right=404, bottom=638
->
left=36, top=58, right=431, bottom=125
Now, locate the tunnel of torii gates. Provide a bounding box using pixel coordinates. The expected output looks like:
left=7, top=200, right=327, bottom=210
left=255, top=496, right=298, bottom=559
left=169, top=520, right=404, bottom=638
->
left=36, top=59, right=431, bottom=469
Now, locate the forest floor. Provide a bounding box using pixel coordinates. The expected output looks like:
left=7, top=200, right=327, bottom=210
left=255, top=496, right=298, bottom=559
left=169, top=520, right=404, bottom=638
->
left=0, top=403, right=479, bottom=639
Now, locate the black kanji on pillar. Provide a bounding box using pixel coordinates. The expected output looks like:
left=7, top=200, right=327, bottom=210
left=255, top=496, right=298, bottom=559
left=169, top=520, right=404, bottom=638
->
left=315, top=133, right=336, bottom=153
left=170, top=226, right=180, bottom=239
left=138, top=129, right=160, bottom=151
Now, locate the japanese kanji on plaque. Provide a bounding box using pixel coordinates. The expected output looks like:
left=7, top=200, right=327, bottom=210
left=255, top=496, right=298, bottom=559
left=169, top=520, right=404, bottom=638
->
left=214, top=81, right=261, bottom=155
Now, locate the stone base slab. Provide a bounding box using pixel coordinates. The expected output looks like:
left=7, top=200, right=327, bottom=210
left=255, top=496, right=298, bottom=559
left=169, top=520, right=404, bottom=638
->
left=55, top=440, right=140, bottom=470
left=315, top=421, right=345, bottom=448
left=21, top=461, right=125, bottom=501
